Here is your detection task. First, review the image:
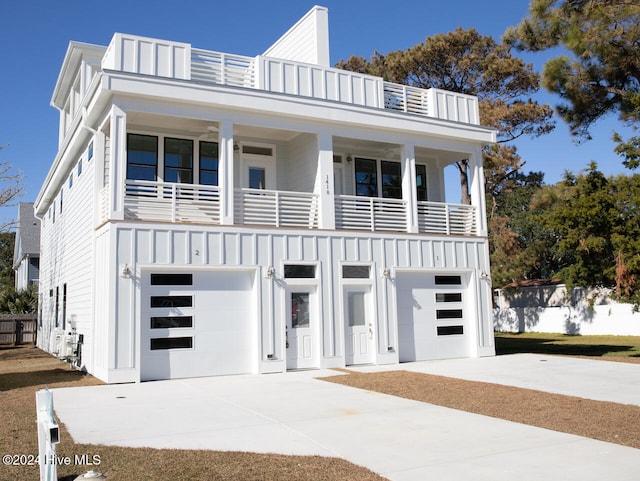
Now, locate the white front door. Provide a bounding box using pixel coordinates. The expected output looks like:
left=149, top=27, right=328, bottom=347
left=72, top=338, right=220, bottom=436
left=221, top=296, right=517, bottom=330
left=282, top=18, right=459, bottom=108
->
left=344, top=287, right=374, bottom=365
left=286, top=288, right=317, bottom=370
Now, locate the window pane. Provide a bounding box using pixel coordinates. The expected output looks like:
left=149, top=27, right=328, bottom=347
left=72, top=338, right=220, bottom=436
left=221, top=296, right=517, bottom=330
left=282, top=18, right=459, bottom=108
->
left=249, top=167, right=266, bottom=189
left=435, top=275, right=462, bottom=285
left=381, top=161, right=401, bottom=199
left=200, top=171, right=218, bottom=186
left=291, top=292, right=310, bottom=328
left=416, top=164, right=427, bottom=201
left=200, top=141, right=219, bottom=186
left=243, top=145, right=273, bottom=156
left=437, top=325, right=464, bottom=336
left=150, top=337, right=193, bottom=350
left=436, top=292, right=462, bottom=303
left=348, top=292, right=366, bottom=326
left=355, top=158, right=378, bottom=197
left=284, top=265, right=316, bottom=278
left=342, top=265, right=370, bottom=278
left=150, top=296, right=193, bottom=308
left=436, top=309, right=463, bottom=319
left=151, top=316, right=193, bottom=329
left=150, top=273, right=193, bottom=285
left=127, top=134, right=158, bottom=180
left=165, top=138, right=193, bottom=168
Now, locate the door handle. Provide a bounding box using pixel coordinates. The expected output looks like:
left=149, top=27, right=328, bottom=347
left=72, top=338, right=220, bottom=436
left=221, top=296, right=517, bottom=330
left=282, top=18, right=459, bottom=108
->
left=286, top=327, right=289, bottom=349
left=368, top=323, right=373, bottom=340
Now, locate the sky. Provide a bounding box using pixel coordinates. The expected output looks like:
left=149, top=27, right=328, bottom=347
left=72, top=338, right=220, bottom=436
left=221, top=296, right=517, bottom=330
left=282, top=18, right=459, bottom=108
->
left=0, top=0, right=634, bottom=224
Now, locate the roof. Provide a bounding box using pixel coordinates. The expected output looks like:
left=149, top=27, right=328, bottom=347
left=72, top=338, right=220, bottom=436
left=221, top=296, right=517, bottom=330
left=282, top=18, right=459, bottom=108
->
left=13, top=203, right=41, bottom=268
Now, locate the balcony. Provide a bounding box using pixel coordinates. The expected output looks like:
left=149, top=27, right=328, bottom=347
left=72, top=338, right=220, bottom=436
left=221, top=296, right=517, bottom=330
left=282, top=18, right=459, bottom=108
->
left=102, top=34, right=480, bottom=125
left=116, top=180, right=477, bottom=236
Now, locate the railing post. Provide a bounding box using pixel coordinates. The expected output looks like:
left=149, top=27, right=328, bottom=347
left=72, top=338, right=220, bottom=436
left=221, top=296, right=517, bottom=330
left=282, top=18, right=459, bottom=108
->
left=445, top=205, right=451, bottom=235
left=275, top=190, right=280, bottom=227
left=171, top=184, right=177, bottom=222
left=370, top=197, right=375, bottom=231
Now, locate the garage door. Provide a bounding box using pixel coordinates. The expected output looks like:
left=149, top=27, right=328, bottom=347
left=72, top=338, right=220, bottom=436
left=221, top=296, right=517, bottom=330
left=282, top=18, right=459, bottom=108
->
left=140, top=270, right=255, bottom=381
left=396, top=272, right=470, bottom=362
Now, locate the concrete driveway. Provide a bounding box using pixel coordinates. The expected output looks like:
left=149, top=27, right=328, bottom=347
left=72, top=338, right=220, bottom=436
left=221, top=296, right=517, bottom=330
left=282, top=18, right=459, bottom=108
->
left=52, top=354, right=640, bottom=481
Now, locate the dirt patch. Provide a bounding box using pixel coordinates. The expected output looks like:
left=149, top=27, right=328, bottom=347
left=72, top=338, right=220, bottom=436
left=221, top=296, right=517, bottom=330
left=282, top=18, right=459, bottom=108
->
left=321, top=370, right=640, bottom=449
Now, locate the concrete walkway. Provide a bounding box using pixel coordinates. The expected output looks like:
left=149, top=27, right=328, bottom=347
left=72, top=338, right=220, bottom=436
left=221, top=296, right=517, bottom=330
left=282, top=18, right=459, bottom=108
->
left=52, top=354, right=640, bottom=481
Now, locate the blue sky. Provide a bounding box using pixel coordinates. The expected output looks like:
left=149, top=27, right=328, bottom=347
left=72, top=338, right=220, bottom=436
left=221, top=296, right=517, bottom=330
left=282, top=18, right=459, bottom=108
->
left=0, top=0, right=634, bottom=223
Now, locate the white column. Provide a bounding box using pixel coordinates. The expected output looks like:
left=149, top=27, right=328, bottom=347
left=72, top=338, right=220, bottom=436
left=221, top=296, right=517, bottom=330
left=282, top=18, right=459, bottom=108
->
left=218, top=119, right=235, bottom=225
left=401, top=143, right=418, bottom=233
left=315, top=132, right=335, bottom=230
left=468, top=147, right=487, bottom=236
left=109, top=105, right=127, bottom=221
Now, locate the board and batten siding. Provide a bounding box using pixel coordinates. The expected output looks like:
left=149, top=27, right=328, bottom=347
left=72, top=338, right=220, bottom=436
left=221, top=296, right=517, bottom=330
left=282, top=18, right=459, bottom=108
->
left=37, top=141, right=96, bottom=370
left=101, top=222, right=493, bottom=382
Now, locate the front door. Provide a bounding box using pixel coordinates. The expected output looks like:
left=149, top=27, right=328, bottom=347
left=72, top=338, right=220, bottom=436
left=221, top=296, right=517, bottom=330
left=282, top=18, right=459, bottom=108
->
left=344, top=287, right=374, bottom=365
left=286, top=288, right=317, bottom=370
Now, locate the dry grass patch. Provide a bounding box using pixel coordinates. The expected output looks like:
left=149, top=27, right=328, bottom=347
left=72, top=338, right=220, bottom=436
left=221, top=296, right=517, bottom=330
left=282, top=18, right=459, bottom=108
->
left=321, top=370, right=640, bottom=449
left=0, top=347, right=387, bottom=481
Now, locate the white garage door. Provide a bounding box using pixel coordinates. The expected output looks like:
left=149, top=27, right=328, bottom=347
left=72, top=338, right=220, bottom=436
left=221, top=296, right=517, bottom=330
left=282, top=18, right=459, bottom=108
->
left=396, top=272, right=471, bottom=362
left=140, top=270, right=255, bottom=381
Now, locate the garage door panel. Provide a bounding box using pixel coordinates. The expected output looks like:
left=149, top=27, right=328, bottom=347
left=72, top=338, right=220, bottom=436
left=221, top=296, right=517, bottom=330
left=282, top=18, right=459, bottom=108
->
left=141, top=270, right=255, bottom=381
left=396, top=272, right=470, bottom=362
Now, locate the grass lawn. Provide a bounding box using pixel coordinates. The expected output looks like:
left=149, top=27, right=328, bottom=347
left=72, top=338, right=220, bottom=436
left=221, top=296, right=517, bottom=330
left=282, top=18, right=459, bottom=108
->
left=0, top=346, right=386, bottom=481
left=494, top=332, right=640, bottom=362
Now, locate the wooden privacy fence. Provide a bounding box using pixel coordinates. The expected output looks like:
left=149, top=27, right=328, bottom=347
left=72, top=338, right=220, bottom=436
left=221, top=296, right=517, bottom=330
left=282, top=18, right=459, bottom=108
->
left=0, top=314, right=37, bottom=346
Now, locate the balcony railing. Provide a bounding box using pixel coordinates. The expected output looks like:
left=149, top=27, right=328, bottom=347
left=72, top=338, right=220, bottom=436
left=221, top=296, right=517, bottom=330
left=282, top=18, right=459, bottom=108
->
left=124, top=180, right=221, bottom=223
left=417, top=201, right=477, bottom=235
left=235, top=188, right=319, bottom=228
left=119, top=181, right=477, bottom=236
left=335, top=195, right=408, bottom=232
left=101, top=34, right=480, bottom=124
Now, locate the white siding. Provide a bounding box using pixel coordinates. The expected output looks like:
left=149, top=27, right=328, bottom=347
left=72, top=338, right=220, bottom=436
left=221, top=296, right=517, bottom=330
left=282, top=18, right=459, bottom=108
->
left=105, top=222, right=493, bottom=382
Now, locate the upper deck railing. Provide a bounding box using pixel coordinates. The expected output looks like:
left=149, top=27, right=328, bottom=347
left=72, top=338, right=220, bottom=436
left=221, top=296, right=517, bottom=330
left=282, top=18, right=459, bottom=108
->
left=102, top=34, right=480, bottom=125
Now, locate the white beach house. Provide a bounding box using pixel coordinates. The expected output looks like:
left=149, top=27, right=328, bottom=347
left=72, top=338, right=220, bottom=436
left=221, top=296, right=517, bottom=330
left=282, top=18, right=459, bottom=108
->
left=35, top=6, right=496, bottom=383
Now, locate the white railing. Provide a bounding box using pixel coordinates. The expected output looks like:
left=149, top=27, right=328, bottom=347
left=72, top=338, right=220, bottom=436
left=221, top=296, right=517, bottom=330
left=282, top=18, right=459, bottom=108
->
left=191, top=49, right=255, bottom=87
left=335, top=195, right=407, bottom=232
left=417, top=201, right=477, bottom=235
left=383, top=83, right=430, bottom=116
left=235, top=188, right=319, bottom=228
left=124, top=180, right=220, bottom=224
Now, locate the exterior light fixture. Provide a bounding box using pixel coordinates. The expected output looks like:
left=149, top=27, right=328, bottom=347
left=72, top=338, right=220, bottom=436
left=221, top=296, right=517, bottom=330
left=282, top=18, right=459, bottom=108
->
left=121, top=264, right=132, bottom=278
left=265, top=266, right=275, bottom=279
left=381, top=267, right=390, bottom=279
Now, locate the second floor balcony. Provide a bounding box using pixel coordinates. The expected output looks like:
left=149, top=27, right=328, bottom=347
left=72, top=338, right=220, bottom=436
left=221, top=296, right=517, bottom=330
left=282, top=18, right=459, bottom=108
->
left=116, top=179, right=478, bottom=236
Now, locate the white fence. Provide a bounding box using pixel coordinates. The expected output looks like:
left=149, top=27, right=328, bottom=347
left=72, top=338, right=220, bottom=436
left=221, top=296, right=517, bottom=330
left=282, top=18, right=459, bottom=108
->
left=494, top=285, right=640, bottom=335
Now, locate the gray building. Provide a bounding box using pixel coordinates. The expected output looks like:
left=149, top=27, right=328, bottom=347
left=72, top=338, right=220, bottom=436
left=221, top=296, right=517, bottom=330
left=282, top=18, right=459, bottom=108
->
left=13, top=202, right=40, bottom=290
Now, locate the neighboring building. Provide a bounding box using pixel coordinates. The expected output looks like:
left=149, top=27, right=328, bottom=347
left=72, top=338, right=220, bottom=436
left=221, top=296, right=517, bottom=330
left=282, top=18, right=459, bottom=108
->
left=35, top=6, right=496, bottom=383
left=13, top=202, right=40, bottom=291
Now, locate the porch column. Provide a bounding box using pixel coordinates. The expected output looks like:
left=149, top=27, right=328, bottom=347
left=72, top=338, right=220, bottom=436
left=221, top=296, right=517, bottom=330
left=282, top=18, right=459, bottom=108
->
left=109, top=105, right=127, bottom=221
left=315, top=131, right=335, bottom=230
left=401, top=143, right=418, bottom=233
left=218, top=119, right=235, bottom=225
left=468, top=147, right=487, bottom=236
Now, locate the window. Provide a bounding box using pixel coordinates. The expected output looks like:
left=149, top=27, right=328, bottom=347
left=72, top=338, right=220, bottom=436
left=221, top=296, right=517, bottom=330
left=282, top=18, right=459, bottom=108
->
left=291, top=293, right=310, bottom=328
left=355, top=158, right=377, bottom=197
left=416, top=164, right=427, bottom=201
left=87, top=141, right=94, bottom=161
left=249, top=167, right=266, bottom=189
left=150, top=296, right=193, bottom=308
left=436, top=309, right=463, bottom=319
left=68, top=174, right=73, bottom=189
left=355, top=158, right=402, bottom=199
left=243, top=145, right=273, bottom=156
left=77, top=159, right=83, bottom=176
left=348, top=292, right=366, bottom=327
left=199, top=141, right=219, bottom=186
left=151, top=316, right=193, bottom=329
left=164, top=137, right=193, bottom=183
left=150, top=337, right=193, bottom=350
left=437, top=325, right=464, bottom=336
left=127, top=134, right=158, bottom=181
left=150, top=273, right=193, bottom=286
left=59, top=190, right=63, bottom=214
left=436, top=293, right=462, bottom=303
left=284, top=265, right=316, bottom=278
left=342, top=265, right=370, bottom=279
left=435, top=275, right=462, bottom=285
left=381, top=161, right=402, bottom=199
left=62, top=284, right=67, bottom=330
